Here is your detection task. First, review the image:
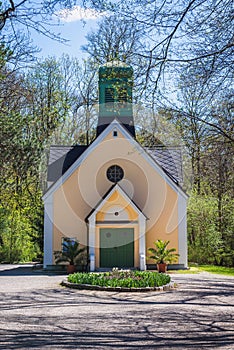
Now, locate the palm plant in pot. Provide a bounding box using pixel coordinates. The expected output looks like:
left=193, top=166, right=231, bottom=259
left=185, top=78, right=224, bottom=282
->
left=54, top=240, right=86, bottom=274
left=148, top=239, right=179, bottom=273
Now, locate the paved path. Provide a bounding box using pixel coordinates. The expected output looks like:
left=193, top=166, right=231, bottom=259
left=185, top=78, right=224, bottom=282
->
left=0, top=265, right=233, bottom=349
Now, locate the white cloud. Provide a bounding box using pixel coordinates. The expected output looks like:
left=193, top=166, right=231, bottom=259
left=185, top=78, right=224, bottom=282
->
left=57, top=5, right=105, bottom=22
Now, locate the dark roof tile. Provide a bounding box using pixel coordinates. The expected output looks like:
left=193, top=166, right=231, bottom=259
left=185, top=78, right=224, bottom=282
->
left=47, top=145, right=88, bottom=182
left=146, top=147, right=183, bottom=184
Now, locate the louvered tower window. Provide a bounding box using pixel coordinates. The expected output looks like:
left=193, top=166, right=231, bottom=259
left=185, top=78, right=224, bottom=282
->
left=105, top=88, right=115, bottom=103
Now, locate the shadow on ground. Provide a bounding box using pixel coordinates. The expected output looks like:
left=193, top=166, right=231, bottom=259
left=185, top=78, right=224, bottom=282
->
left=0, top=270, right=233, bottom=349
left=0, top=264, right=65, bottom=276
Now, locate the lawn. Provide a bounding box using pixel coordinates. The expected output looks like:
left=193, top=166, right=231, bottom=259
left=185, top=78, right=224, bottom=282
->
left=169, top=265, right=234, bottom=276
left=197, top=265, right=234, bottom=276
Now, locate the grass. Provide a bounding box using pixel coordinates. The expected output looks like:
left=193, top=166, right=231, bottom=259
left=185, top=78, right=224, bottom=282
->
left=68, top=270, right=171, bottom=288
left=197, top=265, right=234, bottom=276
left=169, top=264, right=234, bottom=276
left=168, top=266, right=199, bottom=274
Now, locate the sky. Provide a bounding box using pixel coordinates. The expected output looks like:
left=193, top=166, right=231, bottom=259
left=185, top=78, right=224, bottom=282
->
left=32, top=5, right=105, bottom=59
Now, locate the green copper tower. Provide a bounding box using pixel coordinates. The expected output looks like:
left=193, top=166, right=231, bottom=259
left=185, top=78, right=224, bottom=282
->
left=97, top=60, right=135, bottom=137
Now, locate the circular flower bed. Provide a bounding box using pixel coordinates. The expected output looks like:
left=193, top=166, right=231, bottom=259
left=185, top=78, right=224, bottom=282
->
left=66, top=269, right=171, bottom=291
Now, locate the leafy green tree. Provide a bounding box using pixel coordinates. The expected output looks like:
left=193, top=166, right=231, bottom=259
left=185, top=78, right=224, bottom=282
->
left=187, top=187, right=234, bottom=266
left=0, top=56, right=69, bottom=262
left=0, top=55, right=99, bottom=263
left=0, top=189, right=42, bottom=263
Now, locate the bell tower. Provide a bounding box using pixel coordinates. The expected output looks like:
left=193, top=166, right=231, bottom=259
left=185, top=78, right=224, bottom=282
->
left=97, top=60, right=135, bottom=137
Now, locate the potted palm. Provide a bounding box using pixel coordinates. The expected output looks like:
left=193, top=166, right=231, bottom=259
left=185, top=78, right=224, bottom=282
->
left=54, top=240, right=86, bottom=274
left=148, top=239, right=179, bottom=273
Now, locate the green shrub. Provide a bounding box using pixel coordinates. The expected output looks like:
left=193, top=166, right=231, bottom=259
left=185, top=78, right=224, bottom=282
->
left=68, top=269, right=170, bottom=288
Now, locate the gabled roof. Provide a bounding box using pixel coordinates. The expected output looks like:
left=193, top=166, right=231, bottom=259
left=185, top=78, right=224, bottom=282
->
left=43, top=119, right=188, bottom=201
left=48, top=143, right=183, bottom=185
left=47, top=145, right=183, bottom=183
left=85, top=183, right=147, bottom=222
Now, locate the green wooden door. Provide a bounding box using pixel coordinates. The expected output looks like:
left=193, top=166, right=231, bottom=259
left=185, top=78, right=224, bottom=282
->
left=100, top=228, right=134, bottom=268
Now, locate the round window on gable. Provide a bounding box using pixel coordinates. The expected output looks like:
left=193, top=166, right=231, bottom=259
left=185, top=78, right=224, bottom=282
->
left=106, top=165, right=124, bottom=183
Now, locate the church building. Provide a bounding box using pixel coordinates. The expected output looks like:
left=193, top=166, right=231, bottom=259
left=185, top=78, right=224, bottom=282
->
left=43, top=60, right=188, bottom=271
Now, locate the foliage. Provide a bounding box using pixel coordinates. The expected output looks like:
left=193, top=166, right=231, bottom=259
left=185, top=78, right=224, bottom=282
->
left=148, top=240, right=179, bottom=264
left=0, top=54, right=99, bottom=263
left=187, top=188, right=234, bottom=266
left=0, top=56, right=67, bottom=263
left=0, top=201, right=41, bottom=263
left=54, top=241, right=86, bottom=266
left=68, top=269, right=171, bottom=288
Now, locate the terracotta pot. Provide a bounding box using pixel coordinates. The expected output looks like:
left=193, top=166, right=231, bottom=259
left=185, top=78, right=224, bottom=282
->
left=157, top=263, right=167, bottom=273
left=66, top=264, right=76, bottom=274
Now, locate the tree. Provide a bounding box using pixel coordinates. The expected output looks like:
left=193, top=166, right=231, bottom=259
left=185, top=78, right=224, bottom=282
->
left=66, top=57, right=98, bottom=145
left=200, top=102, right=234, bottom=266
left=42, top=56, right=98, bottom=146
left=2, top=1, right=233, bottom=89
left=157, top=64, right=233, bottom=266
left=83, top=14, right=143, bottom=65
left=87, top=0, right=233, bottom=91
left=0, top=1, right=74, bottom=66
left=187, top=187, right=224, bottom=265
left=0, top=55, right=71, bottom=262
left=158, top=72, right=208, bottom=192
left=0, top=185, right=42, bottom=263
left=0, top=0, right=72, bottom=36
left=82, top=14, right=148, bottom=104
left=0, top=54, right=101, bottom=262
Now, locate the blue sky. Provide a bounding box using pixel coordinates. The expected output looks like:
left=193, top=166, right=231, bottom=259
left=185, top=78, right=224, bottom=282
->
left=33, top=5, right=105, bottom=59
left=33, top=21, right=94, bottom=59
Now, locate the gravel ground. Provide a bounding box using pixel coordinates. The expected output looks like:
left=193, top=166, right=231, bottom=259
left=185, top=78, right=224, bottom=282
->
left=0, top=264, right=233, bottom=349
